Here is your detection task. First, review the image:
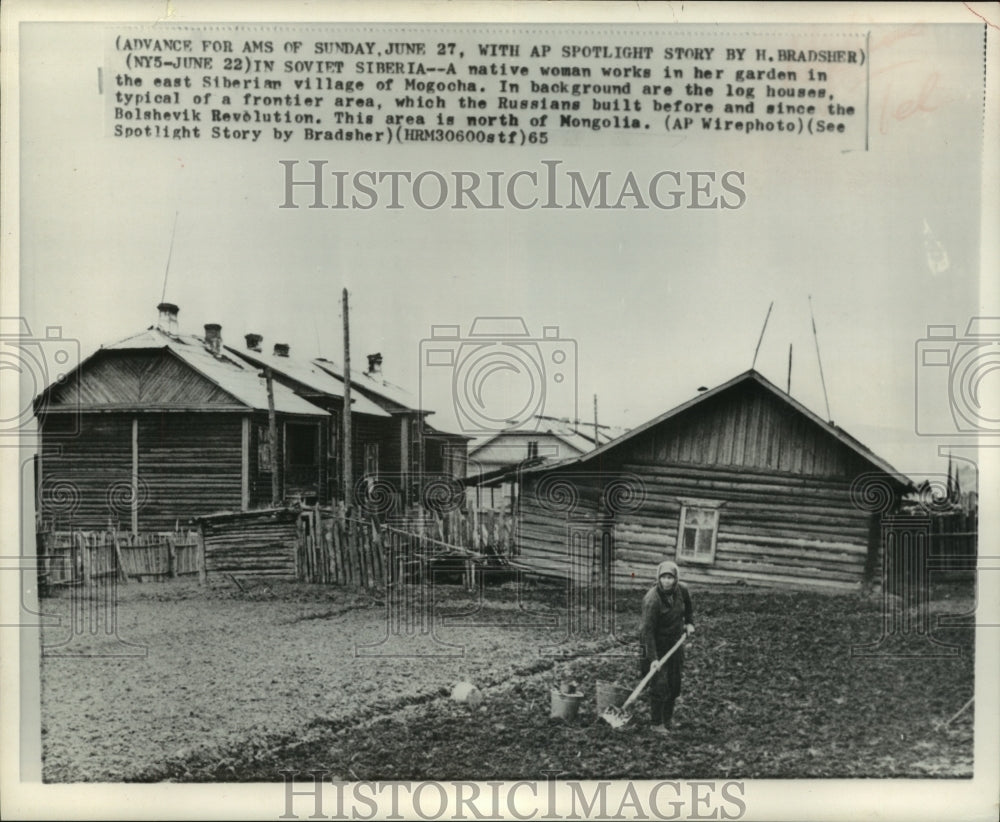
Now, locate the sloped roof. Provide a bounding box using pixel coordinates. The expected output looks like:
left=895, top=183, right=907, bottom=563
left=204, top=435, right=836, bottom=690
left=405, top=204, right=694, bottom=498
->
left=103, top=327, right=328, bottom=416
left=520, top=369, right=912, bottom=486
left=226, top=346, right=390, bottom=418
left=312, top=357, right=420, bottom=413
left=469, top=428, right=597, bottom=458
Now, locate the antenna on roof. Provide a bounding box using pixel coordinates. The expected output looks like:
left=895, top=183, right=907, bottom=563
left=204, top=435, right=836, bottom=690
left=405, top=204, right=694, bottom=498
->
left=787, top=343, right=793, bottom=394
left=751, top=301, right=773, bottom=370
left=160, top=211, right=179, bottom=304
left=809, top=295, right=832, bottom=421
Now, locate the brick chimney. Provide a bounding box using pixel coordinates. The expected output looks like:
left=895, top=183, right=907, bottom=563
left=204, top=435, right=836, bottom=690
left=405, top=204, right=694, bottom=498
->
left=273, top=343, right=290, bottom=357
left=244, top=333, right=263, bottom=352
left=156, top=302, right=179, bottom=335
left=204, top=323, right=222, bottom=356
left=366, top=352, right=383, bottom=375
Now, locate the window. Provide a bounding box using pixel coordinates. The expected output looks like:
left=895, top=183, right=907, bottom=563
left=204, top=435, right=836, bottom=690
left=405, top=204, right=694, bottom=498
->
left=257, top=425, right=274, bottom=472
left=527, top=441, right=539, bottom=460
left=285, top=423, right=319, bottom=468
left=364, top=442, right=379, bottom=479
left=677, top=503, right=720, bottom=564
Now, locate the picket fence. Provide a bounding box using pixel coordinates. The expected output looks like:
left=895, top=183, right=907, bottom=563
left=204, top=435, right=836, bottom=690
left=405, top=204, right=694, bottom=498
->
left=37, top=530, right=202, bottom=588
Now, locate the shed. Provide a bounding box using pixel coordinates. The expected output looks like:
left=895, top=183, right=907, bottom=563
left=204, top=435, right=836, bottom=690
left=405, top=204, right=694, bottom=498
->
left=514, top=370, right=913, bottom=592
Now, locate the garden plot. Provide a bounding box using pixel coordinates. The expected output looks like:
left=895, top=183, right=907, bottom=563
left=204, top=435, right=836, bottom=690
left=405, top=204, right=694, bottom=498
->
left=38, top=579, right=975, bottom=782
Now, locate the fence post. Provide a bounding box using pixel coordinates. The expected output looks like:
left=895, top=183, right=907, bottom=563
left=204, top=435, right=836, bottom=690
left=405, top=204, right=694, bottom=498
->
left=78, top=532, right=91, bottom=587
left=113, top=533, right=131, bottom=584
left=168, top=534, right=177, bottom=579
left=197, top=524, right=207, bottom=585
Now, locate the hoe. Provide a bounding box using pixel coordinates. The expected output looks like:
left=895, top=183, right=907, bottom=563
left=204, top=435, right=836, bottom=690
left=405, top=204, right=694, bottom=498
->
left=600, top=634, right=687, bottom=729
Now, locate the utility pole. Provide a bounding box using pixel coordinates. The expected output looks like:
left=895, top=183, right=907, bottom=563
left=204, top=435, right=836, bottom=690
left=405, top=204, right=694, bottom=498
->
left=265, top=366, right=280, bottom=506
left=342, top=288, right=353, bottom=507
left=751, top=301, right=773, bottom=371
left=809, top=295, right=832, bottom=422
left=787, top=343, right=793, bottom=394
left=593, top=394, right=599, bottom=447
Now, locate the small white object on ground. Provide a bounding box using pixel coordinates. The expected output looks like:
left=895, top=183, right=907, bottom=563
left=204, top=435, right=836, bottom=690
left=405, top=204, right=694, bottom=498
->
left=451, top=681, right=483, bottom=706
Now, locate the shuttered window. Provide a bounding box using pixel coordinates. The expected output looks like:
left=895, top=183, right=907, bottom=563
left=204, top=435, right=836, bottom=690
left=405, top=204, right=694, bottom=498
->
left=677, top=504, right=719, bottom=564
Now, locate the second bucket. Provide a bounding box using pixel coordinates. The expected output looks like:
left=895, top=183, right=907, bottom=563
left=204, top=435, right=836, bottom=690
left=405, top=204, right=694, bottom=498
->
left=550, top=689, right=584, bottom=719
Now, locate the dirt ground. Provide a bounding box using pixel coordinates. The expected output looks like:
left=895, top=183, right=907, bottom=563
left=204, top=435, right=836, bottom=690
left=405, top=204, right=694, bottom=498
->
left=37, top=576, right=975, bottom=782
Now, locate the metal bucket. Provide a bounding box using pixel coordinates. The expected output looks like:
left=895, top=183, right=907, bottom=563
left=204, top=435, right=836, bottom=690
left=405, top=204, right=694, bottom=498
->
left=595, top=681, right=632, bottom=714
left=550, top=689, right=584, bottom=719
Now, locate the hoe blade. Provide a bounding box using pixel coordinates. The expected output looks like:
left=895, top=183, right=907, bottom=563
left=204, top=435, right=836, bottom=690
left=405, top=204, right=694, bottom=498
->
left=600, top=706, right=632, bottom=729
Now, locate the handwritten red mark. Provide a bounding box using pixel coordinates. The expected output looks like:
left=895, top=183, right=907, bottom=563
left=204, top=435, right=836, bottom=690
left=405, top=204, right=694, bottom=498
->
left=878, top=70, right=942, bottom=134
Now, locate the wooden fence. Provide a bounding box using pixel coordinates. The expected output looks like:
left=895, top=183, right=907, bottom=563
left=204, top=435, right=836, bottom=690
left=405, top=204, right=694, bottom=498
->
left=927, top=511, right=977, bottom=572
left=295, top=505, right=516, bottom=587
left=37, top=529, right=202, bottom=588
left=38, top=505, right=516, bottom=590
left=878, top=510, right=978, bottom=594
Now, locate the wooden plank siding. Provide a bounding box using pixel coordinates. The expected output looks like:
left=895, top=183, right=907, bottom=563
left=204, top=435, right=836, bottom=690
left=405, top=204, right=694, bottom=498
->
left=515, top=380, right=886, bottom=593
left=47, top=350, right=243, bottom=409
left=136, top=413, right=244, bottom=530
left=38, top=414, right=134, bottom=531
left=39, top=412, right=247, bottom=531
left=620, top=383, right=860, bottom=477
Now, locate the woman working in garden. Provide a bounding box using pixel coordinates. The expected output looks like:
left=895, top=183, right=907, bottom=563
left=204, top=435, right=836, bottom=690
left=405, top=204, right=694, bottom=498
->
left=639, top=560, right=695, bottom=733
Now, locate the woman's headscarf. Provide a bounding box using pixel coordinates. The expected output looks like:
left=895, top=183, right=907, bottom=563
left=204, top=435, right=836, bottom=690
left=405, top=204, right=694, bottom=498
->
left=656, top=560, right=679, bottom=581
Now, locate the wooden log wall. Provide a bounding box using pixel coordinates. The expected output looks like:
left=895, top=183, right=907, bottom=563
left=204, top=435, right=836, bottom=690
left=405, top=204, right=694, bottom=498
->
left=137, top=413, right=243, bottom=531
left=515, top=470, right=606, bottom=581
left=38, top=415, right=133, bottom=531
left=39, top=412, right=245, bottom=532
left=200, top=510, right=299, bottom=580
left=517, top=463, right=876, bottom=593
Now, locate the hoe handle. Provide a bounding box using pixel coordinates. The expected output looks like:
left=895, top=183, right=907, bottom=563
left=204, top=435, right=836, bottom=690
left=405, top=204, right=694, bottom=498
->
left=621, top=634, right=686, bottom=712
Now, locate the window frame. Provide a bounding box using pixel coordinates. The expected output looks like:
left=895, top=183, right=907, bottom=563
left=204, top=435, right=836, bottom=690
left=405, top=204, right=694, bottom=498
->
left=676, top=499, right=722, bottom=565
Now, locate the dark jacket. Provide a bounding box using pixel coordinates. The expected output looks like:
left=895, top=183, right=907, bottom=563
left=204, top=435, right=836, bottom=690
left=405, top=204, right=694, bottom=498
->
left=639, top=581, right=693, bottom=663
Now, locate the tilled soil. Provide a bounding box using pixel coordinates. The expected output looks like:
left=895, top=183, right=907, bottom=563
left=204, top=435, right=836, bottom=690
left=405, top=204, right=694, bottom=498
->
left=38, top=579, right=976, bottom=782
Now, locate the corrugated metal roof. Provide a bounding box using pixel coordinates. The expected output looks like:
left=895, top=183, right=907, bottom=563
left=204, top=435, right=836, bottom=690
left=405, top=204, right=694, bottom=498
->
left=225, top=346, right=390, bottom=418
left=518, top=369, right=913, bottom=486
left=105, top=328, right=329, bottom=416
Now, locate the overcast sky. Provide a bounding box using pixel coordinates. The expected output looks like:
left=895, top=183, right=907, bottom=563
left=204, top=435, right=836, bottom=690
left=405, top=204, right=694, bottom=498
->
left=15, top=18, right=990, bottom=481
